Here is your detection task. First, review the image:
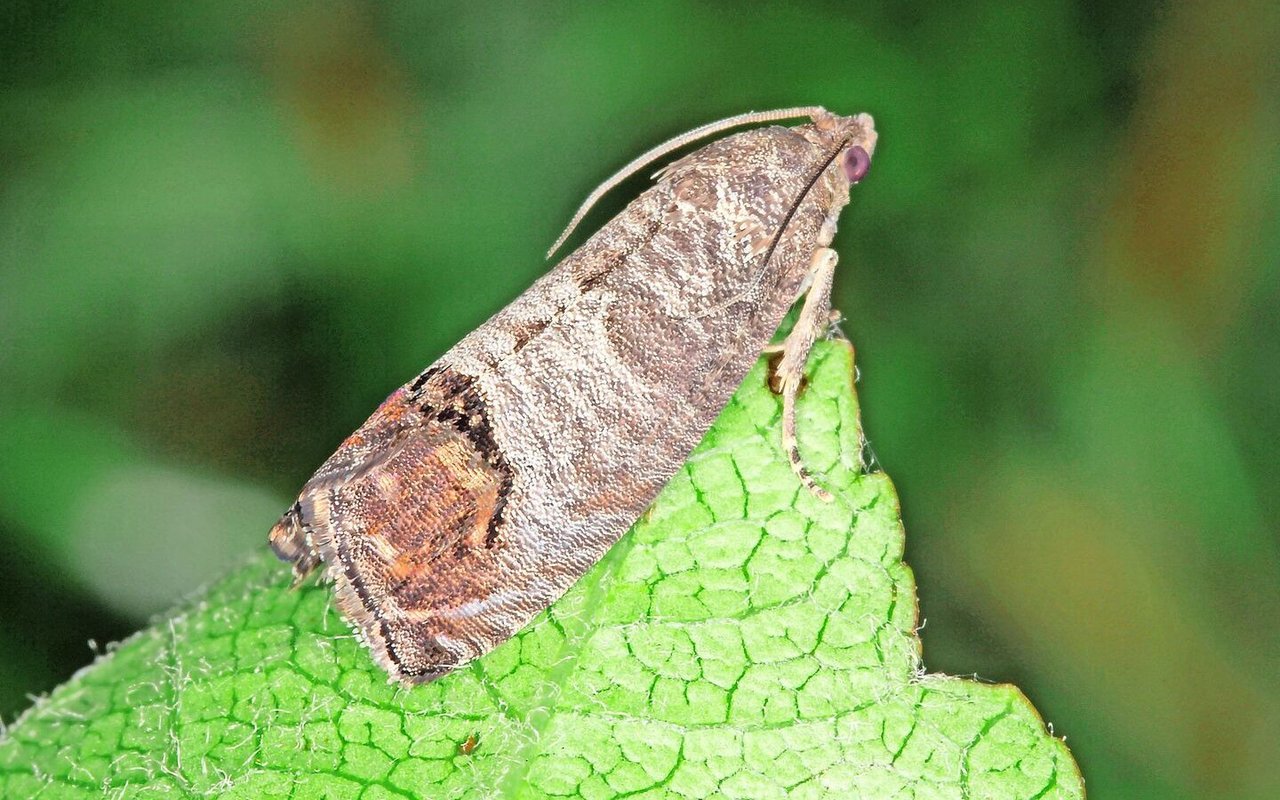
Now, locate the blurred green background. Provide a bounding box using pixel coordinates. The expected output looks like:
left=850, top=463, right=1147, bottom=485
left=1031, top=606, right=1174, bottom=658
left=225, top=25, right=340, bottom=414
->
left=1, top=1, right=1276, bottom=797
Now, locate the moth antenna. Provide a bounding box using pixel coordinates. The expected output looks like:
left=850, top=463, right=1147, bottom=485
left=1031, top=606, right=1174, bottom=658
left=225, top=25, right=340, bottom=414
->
left=546, top=106, right=827, bottom=259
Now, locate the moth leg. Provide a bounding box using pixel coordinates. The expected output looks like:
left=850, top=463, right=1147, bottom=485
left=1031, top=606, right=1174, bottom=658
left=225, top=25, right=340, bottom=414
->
left=772, top=246, right=838, bottom=502
left=762, top=310, right=841, bottom=357
left=269, top=502, right=322, bottom=588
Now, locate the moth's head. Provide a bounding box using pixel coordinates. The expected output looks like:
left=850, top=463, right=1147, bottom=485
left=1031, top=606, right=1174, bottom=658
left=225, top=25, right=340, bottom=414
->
left=804, top=109, right=877, bottom=187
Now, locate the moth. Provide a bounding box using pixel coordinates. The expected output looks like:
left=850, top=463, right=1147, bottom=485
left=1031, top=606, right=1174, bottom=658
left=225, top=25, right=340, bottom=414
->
left=270, top=106, right=878, bottom=684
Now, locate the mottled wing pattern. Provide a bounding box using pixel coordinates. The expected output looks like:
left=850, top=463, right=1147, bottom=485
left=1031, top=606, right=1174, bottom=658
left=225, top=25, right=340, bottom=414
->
left=270, top=369, right=517, bottom=682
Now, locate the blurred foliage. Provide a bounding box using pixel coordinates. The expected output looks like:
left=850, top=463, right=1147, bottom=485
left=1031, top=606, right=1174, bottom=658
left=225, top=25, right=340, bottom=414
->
left=0, top=1, right=1276, bottom=798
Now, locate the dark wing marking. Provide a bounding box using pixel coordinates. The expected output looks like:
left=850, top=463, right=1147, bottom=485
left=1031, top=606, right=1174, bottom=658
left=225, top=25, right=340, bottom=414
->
left=272, top=368, right=518, bottom=682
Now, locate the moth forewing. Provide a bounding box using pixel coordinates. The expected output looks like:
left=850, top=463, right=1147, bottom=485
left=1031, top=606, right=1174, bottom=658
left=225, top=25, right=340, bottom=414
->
left=269, top=108, right=877, bottom=684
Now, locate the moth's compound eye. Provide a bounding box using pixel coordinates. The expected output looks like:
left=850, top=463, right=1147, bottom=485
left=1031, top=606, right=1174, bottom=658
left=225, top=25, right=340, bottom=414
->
left=843, top=145, right=870, bottom=183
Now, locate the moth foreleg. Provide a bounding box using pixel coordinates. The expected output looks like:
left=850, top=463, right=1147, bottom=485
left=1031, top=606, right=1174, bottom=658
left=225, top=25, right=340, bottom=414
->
left=772, top=246, right=839, bottom=502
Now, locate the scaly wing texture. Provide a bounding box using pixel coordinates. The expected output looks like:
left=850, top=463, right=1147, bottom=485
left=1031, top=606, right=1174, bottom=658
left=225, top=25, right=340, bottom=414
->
left=0, top=341, right=1083, bottom=799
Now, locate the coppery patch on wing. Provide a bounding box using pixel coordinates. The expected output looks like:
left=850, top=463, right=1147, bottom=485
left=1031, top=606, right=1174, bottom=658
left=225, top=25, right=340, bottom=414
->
left=274, top=367, right=520, bottom=681
left=326, top=418, right=513, bottom=678
left=423, top=372, right=513, bottom=545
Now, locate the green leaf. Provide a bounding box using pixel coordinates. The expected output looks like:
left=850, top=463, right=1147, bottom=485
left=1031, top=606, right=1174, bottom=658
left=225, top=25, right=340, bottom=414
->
left=0, top=341, right=1082, bottom=799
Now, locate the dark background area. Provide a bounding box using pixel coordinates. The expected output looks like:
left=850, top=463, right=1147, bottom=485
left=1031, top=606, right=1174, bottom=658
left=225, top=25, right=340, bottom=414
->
left=1, top=2, right=1277, bottom=797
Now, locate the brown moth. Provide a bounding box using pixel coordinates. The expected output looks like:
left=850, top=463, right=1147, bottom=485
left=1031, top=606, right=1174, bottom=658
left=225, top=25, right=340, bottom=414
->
left=269, top=107, right=878, bottom=684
